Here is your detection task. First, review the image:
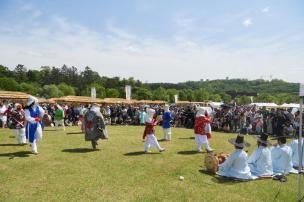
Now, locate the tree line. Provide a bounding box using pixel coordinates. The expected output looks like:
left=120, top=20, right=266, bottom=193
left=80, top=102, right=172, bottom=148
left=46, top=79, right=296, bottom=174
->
left=0, top=64, right=300, bottom=104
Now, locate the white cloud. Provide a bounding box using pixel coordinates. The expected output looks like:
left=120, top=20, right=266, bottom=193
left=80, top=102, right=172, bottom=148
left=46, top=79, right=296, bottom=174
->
left=243, top=18, right=252, bottom=27
left=261, top=7, right=270, bottom=13
left=18, top=3, right=43, bottom=18
left=0, top=15, right=303, bottom=83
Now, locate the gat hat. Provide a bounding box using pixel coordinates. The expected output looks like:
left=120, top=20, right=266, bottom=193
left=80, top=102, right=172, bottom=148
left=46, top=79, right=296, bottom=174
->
left=228, top=134, right=251, bottom=148
left=254, top=133, right=271, bottom=146
left=27, top=96, right=38, bottom=106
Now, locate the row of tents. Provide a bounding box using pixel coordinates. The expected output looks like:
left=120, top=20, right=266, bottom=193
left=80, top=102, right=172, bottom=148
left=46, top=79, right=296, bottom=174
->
left=0, top=91, right=300, bottom=108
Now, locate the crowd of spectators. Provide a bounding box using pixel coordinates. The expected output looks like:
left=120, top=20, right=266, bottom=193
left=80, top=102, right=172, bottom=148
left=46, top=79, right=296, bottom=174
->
left=0, top=100, right=302, bottom=137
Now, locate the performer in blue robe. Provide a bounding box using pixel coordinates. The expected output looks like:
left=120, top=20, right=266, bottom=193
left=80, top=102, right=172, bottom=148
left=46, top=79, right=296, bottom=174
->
left=24, top=96, right=44, bottom=154
left=248, top=133, right=273, bottom=177
left=162, top=105, right=172, bottom=141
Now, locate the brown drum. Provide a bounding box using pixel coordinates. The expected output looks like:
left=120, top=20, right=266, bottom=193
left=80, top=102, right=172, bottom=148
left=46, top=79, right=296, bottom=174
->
left=204, top=152, right=229, bottom=173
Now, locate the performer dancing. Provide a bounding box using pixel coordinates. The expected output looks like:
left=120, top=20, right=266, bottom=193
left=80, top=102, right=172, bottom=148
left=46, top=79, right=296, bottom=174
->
left=9, top=103, right=26, bottom=145
left=194, top=107, right=213, bottom=153
left=25, top=96, right=45, bottom=154
left=162, top=104, right=172, bottom=141
left=84, top=103, right=108, bottom=150
left=143, top=108, right=165, bottom=153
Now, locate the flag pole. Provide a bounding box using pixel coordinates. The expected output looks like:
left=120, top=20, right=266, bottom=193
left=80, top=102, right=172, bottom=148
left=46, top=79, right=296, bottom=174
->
left=298, top=84, right=303, bottom=202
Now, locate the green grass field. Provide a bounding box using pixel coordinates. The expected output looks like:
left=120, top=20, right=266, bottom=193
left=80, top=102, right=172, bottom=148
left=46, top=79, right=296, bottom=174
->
left=0, top=126, right=299, bottom=202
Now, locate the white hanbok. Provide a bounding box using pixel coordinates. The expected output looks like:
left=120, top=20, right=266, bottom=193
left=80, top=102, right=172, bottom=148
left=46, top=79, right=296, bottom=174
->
left=217, top=149, right=257, bottom=180
left=248, top=146, right=273, bottom=176
left=289, top=139, right=304, bottom=168
left=271, top=144, right=298, bottom=174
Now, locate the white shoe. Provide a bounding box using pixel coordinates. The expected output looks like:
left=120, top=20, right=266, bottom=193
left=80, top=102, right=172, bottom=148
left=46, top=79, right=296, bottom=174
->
left=159, top=148, right=166, bottom=152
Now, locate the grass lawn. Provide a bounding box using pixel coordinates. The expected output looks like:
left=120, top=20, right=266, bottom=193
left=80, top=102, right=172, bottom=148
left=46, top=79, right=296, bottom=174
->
left=0, top=126, right=299, bottom=202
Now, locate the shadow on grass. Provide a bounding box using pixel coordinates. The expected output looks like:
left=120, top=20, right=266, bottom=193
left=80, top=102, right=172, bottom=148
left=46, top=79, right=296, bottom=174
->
left=0, top=143, right=22, bottom=146
left=66, top=132, right=84, bottom=135
left=177, top=150, right=203, bottom=155
left=199, top=169, right=250, bottom=184
left=124, top=151, right=161, bottom=156
left=178, top=137, right=195, bottom=140
left=9, top=136, right=15, bottom=138
left=0, top=151, right=32, bottom=158
left=158, top=139, right=170, bottom=142
left=43, top=129, right=57, bottom=131
left=62, top=148, right=99, bottom=153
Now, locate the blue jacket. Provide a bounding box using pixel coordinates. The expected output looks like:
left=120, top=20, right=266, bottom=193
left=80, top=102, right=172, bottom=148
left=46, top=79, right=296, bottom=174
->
left=162, top=112, right=171, bottom=129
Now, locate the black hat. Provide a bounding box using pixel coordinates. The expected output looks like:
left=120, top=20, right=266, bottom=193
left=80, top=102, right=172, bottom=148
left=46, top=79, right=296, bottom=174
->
left=254, top=133, right=271, bottom=146
left=228, top=134, right=251, bottom=148
left=221, top=104, right=231, bottom=109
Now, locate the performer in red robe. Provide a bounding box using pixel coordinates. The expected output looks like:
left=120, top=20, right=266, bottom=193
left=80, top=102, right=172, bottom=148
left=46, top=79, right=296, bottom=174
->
left=194, top=107, right=214, bottom=153
left=143, top=108, right=165, bottom=153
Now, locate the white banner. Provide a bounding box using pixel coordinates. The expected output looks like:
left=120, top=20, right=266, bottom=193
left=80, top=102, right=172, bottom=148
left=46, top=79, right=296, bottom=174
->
left=125, top=85, right=131, bottom=100
left=300, top=83, right=304, bottom=96
left=174, top=94, right=178, bottom=103
left=91, top=87, right=96, bottom=99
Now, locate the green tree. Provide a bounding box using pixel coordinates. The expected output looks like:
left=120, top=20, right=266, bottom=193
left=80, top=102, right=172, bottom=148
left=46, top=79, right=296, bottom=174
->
left=194, top=88, right=209, bottom=101
left=83, top=83, right=106, bottom=98
left=0, top=78, right=19, bottom=91
left=19, top=83, right=38, bottom=95
left=58, top=83, right=76, bottom=96
left=235, top=96, right=251, bottom=105
left=209, top=94, right=222, bottom=102
left=219, top=93, right=232, bottom=103
left=152, top=87, right=169, bottom=101
left=166, top=89, right=179, bottom=103
left=14, top=64, right=27, bottom=82
left=40, top=85, right=63, bottom=98
left=136, top=87, right=152, bottom=100
left=106, top=88, right=120, bottom=98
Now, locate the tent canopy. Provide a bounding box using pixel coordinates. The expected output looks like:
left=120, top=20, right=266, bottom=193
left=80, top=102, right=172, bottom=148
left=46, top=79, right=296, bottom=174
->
left=250, top=102, right=278, bottom=108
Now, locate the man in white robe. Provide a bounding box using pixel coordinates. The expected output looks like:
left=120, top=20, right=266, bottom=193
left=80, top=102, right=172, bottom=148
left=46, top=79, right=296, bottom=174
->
left=289, top=132, right=304, bottom=169
left=217, top=129, right=257, bottom=180
left=271, top=136, right=298, bottom=174
left=248, top=133, right=273, bottom=177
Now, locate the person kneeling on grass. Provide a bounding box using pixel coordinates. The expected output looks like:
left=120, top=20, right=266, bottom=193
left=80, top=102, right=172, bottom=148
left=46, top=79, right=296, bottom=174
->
left=248, top=133, right=273, bottom=177
left=143, top=108, right=165, bottom=153
left=217, top=128, right=257, bottom=180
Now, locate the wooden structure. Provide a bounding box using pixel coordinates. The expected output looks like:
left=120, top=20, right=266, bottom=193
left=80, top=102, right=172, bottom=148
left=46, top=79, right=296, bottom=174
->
left=52, top=96, right=105, bottom=104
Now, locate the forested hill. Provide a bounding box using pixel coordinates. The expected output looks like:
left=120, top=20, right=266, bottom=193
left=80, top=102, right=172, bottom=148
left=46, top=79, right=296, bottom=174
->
left=148, top=79, right=298, bottom=94
left=0, top=64, right=299, bottom=104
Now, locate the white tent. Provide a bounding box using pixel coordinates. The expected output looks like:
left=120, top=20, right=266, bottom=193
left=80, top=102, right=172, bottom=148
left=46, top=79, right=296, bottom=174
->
left=208, top=101, right=223, bottom=108
left=250, top=102, right=278, bottom=108
left=280, top=103, right=300, bottom=108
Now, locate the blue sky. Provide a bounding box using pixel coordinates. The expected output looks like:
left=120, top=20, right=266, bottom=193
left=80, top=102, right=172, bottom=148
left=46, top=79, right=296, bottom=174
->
left=0, top=0, right=303, bottom=83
